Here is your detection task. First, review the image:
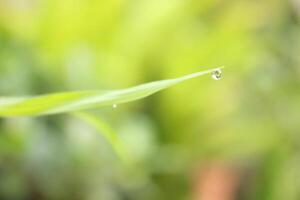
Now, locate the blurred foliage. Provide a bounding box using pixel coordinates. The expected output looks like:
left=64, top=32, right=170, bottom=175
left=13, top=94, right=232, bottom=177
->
left=0, top=0, right=300, bottom=199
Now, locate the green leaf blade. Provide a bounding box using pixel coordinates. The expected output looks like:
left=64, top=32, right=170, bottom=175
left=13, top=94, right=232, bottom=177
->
left=0, top=68, right=220, bottom=117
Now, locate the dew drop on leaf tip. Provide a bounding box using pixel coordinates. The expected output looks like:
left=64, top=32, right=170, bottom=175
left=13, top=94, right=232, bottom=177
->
left=211, top=68, right=222, bottom=80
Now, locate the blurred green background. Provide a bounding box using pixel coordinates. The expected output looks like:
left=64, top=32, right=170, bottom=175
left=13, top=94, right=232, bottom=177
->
left=1, top=0, right=300, bottom=199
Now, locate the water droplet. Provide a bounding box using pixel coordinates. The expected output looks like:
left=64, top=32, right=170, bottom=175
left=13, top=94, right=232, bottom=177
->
left=211, top=68, right=222, bottom=80
left=112, top=104, right=118, bottom=109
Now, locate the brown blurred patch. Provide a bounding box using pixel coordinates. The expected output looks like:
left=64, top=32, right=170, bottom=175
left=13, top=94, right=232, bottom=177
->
left=192, top=162, right=241, bottom=200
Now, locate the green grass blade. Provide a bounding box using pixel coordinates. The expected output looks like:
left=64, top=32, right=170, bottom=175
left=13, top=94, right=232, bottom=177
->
left=73, top=112, right=132, bottom=164
left=0, top=67, right=221, bottom=117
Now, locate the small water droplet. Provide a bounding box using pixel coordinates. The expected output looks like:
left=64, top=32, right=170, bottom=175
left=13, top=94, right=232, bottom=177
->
left=211, top=68, right=222, bottom=80
left=112, top=104, right=118, bottom=109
